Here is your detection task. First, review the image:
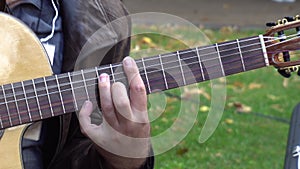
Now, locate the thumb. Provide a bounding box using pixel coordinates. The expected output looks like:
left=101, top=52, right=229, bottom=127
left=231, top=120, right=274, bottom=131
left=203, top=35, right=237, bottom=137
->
left=78, top=100, right=94, bottom=135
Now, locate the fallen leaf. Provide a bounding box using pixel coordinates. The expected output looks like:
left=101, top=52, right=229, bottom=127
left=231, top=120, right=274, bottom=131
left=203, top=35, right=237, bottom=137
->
left=225, top=118, right=234, bottom=124
left=248, top=83, right=263, bottom=89
left=200, top=106, right=209, bottom=112
left=271, top=104, right=284, bottom=112
left=220, top=26, right=237, bottom=35
left=215, top=152, right=222, bottom=157
left=267, top=94, right=279, bottom=101
left=181, top=88, right=211, bottom=100
left=227, top=128, right=233, bottom=133
left=233, top=102, right=252, bottom=113
left=141, top=37, right=156, bottom=48
left=233, top=81, right=244, bottom=89
left=176, top=147, right=189, bottom=156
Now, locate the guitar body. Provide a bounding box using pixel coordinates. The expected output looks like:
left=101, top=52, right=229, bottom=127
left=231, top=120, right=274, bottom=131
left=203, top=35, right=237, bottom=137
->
left=0, top=13, right=52, bottom=169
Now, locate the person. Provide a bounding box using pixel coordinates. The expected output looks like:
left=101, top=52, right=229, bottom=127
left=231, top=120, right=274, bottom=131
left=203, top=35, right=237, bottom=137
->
left=3, top=0, right=154, bottom=168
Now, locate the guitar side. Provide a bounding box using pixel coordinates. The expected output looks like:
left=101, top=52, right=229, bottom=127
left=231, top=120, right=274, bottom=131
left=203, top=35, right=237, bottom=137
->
left=0, top=13, right=52, bottom=169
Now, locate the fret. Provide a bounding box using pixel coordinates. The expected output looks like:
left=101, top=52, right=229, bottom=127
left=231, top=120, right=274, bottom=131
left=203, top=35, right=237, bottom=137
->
left=2, top=86, right=12, bottom=126
left=68, top=72, right=78, bottom=111
left=43, top=77, right=54, bottom=117
left=177, top=51, right=187, bottom=86
left=13, top=82, right=31, bottom=123
left=21, top=81, right=32, bottom=122
left=215, top=43, right=225, bottom=77
left=32, top=79, right=43, bottom=119
left=218, top=40, right=244, bottom=76
left=159, top=52, right=183, bottom=89
left=178, top=48, right=203, bottom=85
left=236, top=39, right=246, bottom=71
left=0, top=116, right=3, bottom=129
left=110, top=64, right=116, bottom=83
left=259, top=34, right=269, bottom=66
left=159, top=54, right=169, bottom=90
left=71, top=71, right=89, bottom=107
left=23, top=80, right=42, bottom=122
left=196, top=47, right=205, bottom=81
left=56, top=74, right=77, bottom=113
left=95, top=67, right=100, bottom=79
left=141, top=56, right=168, bottom=92
left=142, top=57, right=151, bottom=93
left=55, top=75, right=66, bottom=114
left=81, top=70, right=90, bottom=100
left=80, top=68, right=99, bottom=106
left=239, top=36, right=266, bottom=71
left=11, top=83, right=22, bottom=124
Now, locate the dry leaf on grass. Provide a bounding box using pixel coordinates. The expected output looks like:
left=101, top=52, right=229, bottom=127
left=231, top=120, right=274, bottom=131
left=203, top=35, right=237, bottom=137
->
left=248, top=83, right=263, bottom=89
left=181, top=88, right=211, bottom=100
left=229, top=102, right=252, bottom=113
left=141, top=37, right=156, bottom=48
left=225, top=118, right=234, bottom=124
left=200, top=105, right=210, bottom=112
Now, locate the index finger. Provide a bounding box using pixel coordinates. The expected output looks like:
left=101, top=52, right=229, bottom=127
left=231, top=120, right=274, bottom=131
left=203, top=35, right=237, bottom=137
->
left=123, top=57, right=147, bottom=113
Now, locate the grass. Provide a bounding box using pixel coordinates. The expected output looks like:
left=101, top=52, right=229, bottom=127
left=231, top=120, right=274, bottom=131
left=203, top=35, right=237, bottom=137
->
left=130, top=25, right=300, bottom=169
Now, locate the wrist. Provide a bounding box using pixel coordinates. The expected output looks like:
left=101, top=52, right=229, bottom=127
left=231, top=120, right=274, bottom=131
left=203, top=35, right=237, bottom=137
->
left=97, top=146, right=149, bottom=169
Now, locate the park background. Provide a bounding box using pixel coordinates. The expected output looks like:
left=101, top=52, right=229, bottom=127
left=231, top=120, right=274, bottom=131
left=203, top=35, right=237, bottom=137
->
left=124, top=1, right=300, bottom=168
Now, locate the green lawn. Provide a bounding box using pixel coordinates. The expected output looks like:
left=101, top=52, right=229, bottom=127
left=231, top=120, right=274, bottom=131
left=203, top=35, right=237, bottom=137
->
left=131, top=25, right=300, bottom=169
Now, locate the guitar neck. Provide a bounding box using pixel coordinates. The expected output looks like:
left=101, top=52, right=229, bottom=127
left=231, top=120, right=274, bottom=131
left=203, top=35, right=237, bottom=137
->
left=0, top=35, right=269, bottom=130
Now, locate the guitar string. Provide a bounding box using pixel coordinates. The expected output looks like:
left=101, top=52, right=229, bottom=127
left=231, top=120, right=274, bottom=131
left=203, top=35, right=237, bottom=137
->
left=0, top=37, right=268, bottom=100
left=0, top=46, right=270, bottom=117
left=0, top=34, right=292, bottom=107
left=0, top=31, right=295, bottom=99
left=0, top=33, right=290, bottom=101
left=0, top=58, right=282, bottom=125
left=0, top=35, right=285, bottom=101
left=2, top=35, right=288, bottom=125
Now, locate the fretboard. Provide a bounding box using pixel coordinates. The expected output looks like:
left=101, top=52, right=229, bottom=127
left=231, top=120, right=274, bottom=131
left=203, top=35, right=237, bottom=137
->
left=0, top=35, right=269, bottom=130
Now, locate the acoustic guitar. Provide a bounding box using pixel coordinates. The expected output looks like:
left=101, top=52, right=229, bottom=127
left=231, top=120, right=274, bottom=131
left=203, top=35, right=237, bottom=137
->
left=0, top=12, right=300, bottom=169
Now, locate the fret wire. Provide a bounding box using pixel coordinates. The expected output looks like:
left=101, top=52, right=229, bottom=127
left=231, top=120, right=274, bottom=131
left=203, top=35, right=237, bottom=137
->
left=0, top=58, right=266, bottom=122
left=259, top=34, right=270, bottom=66
left=196, top=47, right=205, bottom=81
left=177, top=51, right=186, bottom=86
left=11, top=83, right=22, bottom=124
left=33, top=79, right=43, bottom=119
left=68, top=72, right=78, bottom=111
left=236, top=39, right=246, bottom=72
left=95, top=67, right=100, bottom=78
left=81, top=70, right=90, bottom=100
left=0, top=44, right=265, bottom=107
left=142, top=57, right=151, bottom=93
left=21, top=81, right=32, bottom=122
left=0, top=116, right=3, bottom=129
left=0, top=39, right=267, bottom=106
left=44, top=77, right=54, bottom=117
left=159, top=54, right=168, bottom=90
left=55, top=75, right=66, bottom=114
left=215, top=43, right=225, bottom=77
left=0, top=46, right=265, bottom=107
left=2, top=86, right=13, bottom=126
left=110, top=64, right=116, bottom=83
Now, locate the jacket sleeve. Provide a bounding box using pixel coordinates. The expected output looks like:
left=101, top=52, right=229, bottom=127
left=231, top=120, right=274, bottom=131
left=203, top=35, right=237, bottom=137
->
left=52, top=0, right=154, bottom=168
left=60, top=0, right=131, bottom=73
left=50, top=114, right=154, bottom=169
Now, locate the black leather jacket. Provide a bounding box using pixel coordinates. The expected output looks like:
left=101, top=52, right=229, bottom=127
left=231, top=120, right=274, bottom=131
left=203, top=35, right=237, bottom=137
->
left=8, top=0, right=154, bottom=168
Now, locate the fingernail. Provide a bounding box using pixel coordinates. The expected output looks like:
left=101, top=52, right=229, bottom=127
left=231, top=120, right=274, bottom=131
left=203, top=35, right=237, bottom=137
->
left=82, top=101, right=90, bottom=109
left=100, top=73, right=109, bottom=83
left=124, top=57, right=133, bottom=67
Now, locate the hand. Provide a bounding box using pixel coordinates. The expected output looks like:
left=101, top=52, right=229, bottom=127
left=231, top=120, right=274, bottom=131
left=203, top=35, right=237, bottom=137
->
left=78, top=57, right=150, bottom=169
